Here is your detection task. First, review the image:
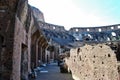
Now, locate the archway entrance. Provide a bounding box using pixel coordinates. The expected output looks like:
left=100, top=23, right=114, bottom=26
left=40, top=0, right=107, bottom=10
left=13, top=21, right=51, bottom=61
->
left=0, top=35, right=4, bottom=80
left=21, top=44, right=28, bottom=80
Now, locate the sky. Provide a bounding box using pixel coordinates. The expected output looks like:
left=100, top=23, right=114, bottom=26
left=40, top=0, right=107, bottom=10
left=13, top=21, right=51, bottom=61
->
left=28, top=0, right=120, bottom=30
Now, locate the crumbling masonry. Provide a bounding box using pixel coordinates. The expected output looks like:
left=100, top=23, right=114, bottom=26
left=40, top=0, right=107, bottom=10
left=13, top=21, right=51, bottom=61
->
left=0, top=0, right=48, bottom=80
left=65, top=44, right=119, bottom=80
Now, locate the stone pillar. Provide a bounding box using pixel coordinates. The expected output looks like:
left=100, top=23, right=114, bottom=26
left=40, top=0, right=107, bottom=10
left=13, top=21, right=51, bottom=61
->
left=38, top=45, right=41, bottom=66
left=51, top=52, right=54, bottom=61
left=40, top=47, right=42, bottom=63
left=45, top=47, right=50, bottom=63
left=42, top=48, right=45, bottom=63
left=35, top=42, right=38, bottom=67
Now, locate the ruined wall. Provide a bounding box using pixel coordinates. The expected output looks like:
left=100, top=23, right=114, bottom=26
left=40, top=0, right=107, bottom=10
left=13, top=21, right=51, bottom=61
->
left=0, top=0, right=20, bottom=80
left=65, top=44, right=119, bottom=80
left=32, top=7, right=45, bottom=22
left=69, top=24, right=120, bottom=32
left=12, top=16, right=27, bottom=80
left=12, top=0, right=34, bottom=80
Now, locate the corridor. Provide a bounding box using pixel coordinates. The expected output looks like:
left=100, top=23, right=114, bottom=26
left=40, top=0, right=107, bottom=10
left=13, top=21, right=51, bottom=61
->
left=36, top=63, right=74, bottom=80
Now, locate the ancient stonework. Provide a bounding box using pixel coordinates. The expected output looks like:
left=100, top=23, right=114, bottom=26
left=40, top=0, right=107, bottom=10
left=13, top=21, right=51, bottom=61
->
left=0, top=0, right=20, bottom=80
left=65, top=44, right=119, bottom=80
left=32, top=6, right=45, bottom=22
left=0, top=0, right=120, bottom=80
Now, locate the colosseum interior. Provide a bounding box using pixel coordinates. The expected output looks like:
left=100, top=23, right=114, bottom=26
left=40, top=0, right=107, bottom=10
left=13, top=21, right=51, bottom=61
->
left=0, top=0, right=120, bottom=80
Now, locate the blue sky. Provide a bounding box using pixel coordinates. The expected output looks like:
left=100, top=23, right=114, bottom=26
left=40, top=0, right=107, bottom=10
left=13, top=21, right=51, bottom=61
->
left=29, top=0, right=120, bottom=30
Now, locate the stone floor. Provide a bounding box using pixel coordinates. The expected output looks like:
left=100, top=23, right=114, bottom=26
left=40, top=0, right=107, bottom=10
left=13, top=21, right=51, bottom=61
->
left=35, top=63, right=74, bottom=80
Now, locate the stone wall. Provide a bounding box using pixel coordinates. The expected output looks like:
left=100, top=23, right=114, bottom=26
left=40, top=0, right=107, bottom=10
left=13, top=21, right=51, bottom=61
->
left=69, top=24, right=120, bottom=32
left=11, top=0, right=33, bottom=80
left=32, top=7, right=45, bottom=22
left=12, top=16, right=28, bottom=80
left=65, top=44, right=119, bottom=80
left=0, top=0, right=35, bottom=80
left=0, top=0, right=20, bottom=80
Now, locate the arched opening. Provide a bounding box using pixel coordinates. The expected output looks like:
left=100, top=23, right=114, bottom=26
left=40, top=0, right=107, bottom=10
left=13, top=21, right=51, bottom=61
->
left=75, top=29, right=78, bottom=32
left=98, top=28, right=101, bottom=32
left=111, top=32, right=116, bottom=41
left=111, top=27, right=114, bottom=29
left=107, top=37, right=110, bottom=41
left=0, top=34, right=4, bottom=55
left=88, top=34, right=92, bottom=39
left=21, top=43, right=28, bottom=80
left=53, top=26, right=55, bottom=29
left=118, top=26, right=120, bottom=28
left=111, top=32, right=116, bottom=36
left=87, top=29, right=89, bottom=31
left=30, top=30, right=40, bottom=69
left=0, top=35, right=4, bottom=80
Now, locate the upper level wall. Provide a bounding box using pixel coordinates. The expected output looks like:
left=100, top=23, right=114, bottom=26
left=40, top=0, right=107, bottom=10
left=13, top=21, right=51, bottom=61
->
left=38, top=21, right=65, bottom=32
left=67, top=24, right=120, bottom=42
left=38, top=20, right=120, bottom=34
left=69, top=24, right=120, bottom=33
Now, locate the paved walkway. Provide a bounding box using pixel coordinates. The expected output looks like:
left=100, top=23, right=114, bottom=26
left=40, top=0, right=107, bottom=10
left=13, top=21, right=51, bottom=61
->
left=36, top=63, right=74, bottom=80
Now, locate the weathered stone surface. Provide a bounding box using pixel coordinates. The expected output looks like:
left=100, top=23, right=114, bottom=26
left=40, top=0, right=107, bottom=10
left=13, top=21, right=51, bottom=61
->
left=0, top=0, right=20, bottom=80
left=65, top=44, right=119, bottom=80
left=32, top=7, right=45, bottom=22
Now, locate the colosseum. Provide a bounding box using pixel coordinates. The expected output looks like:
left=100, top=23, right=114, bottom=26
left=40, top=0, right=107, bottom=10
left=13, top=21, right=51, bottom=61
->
left=0, top=0, right=120, bottom=80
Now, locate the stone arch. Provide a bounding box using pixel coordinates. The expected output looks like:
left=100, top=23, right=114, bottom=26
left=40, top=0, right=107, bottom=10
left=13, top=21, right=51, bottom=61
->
left=78, top=33, right=83, bottom=41
left=20, top=43, right=28, bottom=80
left=114, top=31, right=120, bottom=40
left=98, top=28, right=102, bottom=32
left=118, top=25, right=120, bottom=28
left=75, top=29, right=79, bottom=32
left=0, top=34, right=3, bottom=55
left=31, top=30, right=40, bottom=69
left=111, top=32, right=117, bottom=41
left=88, top=34, right=92, bottom=38
left=106, top=32, right=112, bottom=41
left=111, top=32, right=116, bottom=36
left=107, top=37, right=110, bottom=41
left=85, top=33, right=93, bottom=41
left=0, top=34, right=5, bottom=54
left=87, top=28, right=90, bottom=31
left=0, top=34, right=4, bottom=44
left=102, top=32, right=109, bottom=41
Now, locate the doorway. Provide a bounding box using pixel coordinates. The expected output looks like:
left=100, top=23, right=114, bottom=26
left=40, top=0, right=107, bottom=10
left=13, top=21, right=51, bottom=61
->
left=21, top=43, right=28, bottom=80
